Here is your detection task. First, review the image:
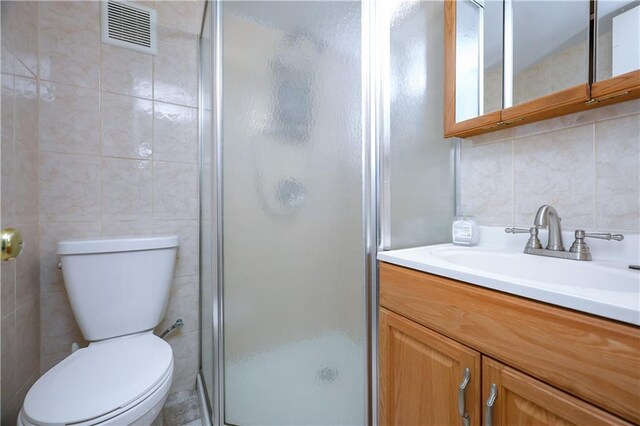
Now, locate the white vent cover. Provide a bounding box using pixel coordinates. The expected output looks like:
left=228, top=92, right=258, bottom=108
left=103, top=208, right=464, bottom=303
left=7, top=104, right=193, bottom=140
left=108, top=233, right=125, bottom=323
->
left=101, top=1, right=157, bottom=55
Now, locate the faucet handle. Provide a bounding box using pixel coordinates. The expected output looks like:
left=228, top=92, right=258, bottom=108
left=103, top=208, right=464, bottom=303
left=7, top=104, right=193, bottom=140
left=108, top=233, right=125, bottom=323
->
left=569, top=230, right=624, bottom=261
left=505, top=227, right=529, bottom=234
left=506, top=227, right=542, bottom=250
left=579, top=230, right=624, bottom=241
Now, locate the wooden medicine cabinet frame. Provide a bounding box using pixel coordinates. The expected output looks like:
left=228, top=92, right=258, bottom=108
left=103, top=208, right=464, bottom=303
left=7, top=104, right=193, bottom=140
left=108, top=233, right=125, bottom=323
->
left=444, top=0, right=640, bottom=139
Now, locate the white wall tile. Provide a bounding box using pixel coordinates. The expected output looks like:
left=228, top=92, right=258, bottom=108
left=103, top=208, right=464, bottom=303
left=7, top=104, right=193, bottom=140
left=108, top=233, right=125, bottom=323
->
left=460, top=140, right=513, bottom=225
left=1, top=139, right=17, bottom=226
left=39, top=152, right=100, bottom=222
left=101, top=45, right=153, bottom=99
left=1, top=262, right=16, bottom=320
left=156, top=1, right=204, bottom=35
left=166, top=330, right=199, bottom=394
left=1, top=313, right=17, bottom=412
left=38, top=1, right=100, bottom=88
left=153, top=220, right=199, bottom=277
left=595, top=115, right=640, bottom=231
left=1, top=1, right=38, bottom=78
left=15, top=223, right=39, bottom=309
left=101, top=158, right=153, bottom=221
left=154, top=102, right=198, bottom=163
left=2, top=74, right=14, bottom=140
left=154, top=161, right=199, bottom=220
left=101, top=220, right=155, bottom=237
left=156, top=275, right=199, bottom=335
left=14, top=77, right=38, bottom=151
left=15, top=149, right=39, bottom=224
left=513, top=125, right=595, bottom=229
left=39, top=81, right=100, bottom=155
left=1, top=45, right=16, bottom=75
left=15, top=297, right=39, bottom=388
left=154, top=28, right=198, bottom=107
left=102, top=93, right=153, bottom=159
left=40, top=287, right=86, bottom=373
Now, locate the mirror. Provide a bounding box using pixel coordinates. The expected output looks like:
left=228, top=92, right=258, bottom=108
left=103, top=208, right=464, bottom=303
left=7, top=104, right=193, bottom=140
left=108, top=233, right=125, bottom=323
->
left=446, top=0, right=639, bottom=138
left=509, top=0, right=590, bottom=106
left=455, top=0, right=503, bottom=122
left=596, top=0, right=640, bottom=82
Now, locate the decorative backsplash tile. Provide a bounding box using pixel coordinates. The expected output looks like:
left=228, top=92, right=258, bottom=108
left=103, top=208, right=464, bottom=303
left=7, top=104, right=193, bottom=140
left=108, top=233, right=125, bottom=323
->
left=460, top=99, right=640, bottom=232
left=595, top=115, right=640, bottom=231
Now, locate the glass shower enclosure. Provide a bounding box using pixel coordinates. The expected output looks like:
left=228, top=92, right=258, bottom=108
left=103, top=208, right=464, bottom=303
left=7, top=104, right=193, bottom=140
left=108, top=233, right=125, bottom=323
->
left=200, top=1, right=376, bottom=424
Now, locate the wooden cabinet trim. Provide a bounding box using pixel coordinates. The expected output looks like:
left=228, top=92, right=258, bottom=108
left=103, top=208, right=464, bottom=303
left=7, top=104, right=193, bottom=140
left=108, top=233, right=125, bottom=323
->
left=500, top=83, right=591, bottom=123
left=444, top=112, right=504, bottom=138
left=482, top=357, right=632, bottom=425
left=379, top=262, right=640, bottom=424
left=444, top=0, right=503, bottom=138
left=591, top=70, right=640, bottom=101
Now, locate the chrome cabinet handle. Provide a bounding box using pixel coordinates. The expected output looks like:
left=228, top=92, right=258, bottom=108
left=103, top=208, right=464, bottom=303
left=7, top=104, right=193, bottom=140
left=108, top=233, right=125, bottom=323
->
left=458, top=368, right=471, bottom=426
left=484, top=384, right=498, bottom=426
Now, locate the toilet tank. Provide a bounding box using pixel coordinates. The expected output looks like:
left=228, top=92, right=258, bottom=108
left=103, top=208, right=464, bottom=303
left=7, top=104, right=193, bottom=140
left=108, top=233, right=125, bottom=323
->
left=57, top=235, right=179, bottom=341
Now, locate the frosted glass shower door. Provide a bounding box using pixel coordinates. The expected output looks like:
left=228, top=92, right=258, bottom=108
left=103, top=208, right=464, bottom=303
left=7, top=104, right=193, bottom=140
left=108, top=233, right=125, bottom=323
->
left=221, top=2, right=366, bottom=425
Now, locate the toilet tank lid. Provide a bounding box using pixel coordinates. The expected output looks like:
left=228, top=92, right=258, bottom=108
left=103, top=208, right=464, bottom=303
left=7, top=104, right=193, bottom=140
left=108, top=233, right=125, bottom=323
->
left=57, top=235, right=179, bottom=255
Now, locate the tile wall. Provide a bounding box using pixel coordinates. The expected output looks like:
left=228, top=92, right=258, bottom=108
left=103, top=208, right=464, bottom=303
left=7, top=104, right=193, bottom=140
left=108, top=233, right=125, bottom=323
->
left=2, top=1, right=203, bottom=420
left=1, top=1, right=40, bottom=422
left=37, top=0, right=202, bottom=393
left=460, top=99, right=640, bottom=233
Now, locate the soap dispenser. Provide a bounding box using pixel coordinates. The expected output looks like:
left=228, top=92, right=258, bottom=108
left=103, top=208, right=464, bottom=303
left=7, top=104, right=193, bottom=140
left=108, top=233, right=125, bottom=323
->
left=452, top=206, right=478, bottom=246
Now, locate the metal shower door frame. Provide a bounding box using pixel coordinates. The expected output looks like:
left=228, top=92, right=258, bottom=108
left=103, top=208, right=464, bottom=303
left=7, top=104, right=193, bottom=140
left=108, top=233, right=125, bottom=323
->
left=199, top=1, right=384, bottom=424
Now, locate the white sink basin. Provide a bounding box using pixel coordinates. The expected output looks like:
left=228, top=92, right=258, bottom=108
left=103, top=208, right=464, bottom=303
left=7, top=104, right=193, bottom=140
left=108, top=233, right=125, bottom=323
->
left=433, top=247, right=637, bottom=294
left=378, top=228, right=640, bottom=325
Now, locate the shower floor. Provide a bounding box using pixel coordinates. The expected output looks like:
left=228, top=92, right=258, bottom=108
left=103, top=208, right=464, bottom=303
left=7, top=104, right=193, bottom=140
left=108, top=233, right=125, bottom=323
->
left=225, top=331, right=365, bottom=426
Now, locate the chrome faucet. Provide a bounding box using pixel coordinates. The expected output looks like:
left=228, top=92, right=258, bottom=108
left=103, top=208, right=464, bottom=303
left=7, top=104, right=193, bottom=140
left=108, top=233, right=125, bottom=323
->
left=505, top=205, right=624, bottom=261
left=533, top=205, right=564, bottom=251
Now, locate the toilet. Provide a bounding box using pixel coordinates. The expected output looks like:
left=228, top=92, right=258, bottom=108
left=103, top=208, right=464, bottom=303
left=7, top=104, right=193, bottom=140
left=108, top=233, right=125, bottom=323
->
left=18, top=235, right=180, bottom=426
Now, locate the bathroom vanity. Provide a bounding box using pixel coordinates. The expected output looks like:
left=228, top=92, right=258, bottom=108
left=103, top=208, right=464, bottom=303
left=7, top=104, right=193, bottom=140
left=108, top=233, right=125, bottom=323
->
left=378, top=232, right=640, bottom=425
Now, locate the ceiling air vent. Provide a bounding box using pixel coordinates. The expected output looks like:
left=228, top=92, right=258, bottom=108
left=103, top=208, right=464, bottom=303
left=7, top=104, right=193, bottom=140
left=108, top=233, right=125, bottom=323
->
left=101, top=0, right=157, bottom=55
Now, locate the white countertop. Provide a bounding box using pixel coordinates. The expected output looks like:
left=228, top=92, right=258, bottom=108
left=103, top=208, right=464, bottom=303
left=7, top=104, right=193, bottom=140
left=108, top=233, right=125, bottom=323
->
left=378, top=227, right=640, bottom=326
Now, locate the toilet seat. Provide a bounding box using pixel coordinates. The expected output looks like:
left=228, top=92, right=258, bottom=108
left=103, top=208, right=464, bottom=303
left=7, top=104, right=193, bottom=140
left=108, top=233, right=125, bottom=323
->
left=21, top=333, right=173, bottom=426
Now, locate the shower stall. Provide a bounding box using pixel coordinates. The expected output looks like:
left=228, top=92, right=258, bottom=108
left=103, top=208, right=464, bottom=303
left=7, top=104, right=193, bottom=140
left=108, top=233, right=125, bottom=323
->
left=199, top=1, right=454, bottom=424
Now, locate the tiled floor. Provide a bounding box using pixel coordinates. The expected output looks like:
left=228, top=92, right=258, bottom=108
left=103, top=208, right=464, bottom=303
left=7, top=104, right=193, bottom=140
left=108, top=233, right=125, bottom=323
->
left=153, top=389, right=203, bottom=426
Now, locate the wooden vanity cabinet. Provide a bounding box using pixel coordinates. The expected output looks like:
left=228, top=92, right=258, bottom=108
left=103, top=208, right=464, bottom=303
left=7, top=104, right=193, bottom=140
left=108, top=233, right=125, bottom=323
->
left=379, top=308, right=481, bottom=426
left=379, top=262, right=640, bottom=425
left=482, top=358, right=629, bottom=426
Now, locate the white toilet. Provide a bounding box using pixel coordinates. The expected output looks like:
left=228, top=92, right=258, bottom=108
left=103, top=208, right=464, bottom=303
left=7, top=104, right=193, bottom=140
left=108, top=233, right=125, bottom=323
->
left=18, top=235, right=180, bottom=426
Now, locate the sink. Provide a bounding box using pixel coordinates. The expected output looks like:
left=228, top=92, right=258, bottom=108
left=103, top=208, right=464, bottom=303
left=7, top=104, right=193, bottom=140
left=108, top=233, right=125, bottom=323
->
left=377, top=227, right=640, bottom=325
left=431, top=246, right=637, bottom=293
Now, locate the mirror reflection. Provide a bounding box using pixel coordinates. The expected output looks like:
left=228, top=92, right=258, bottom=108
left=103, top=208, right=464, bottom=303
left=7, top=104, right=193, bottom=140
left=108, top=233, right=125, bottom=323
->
left=596, top=0, right=640, bottom=81
left=510, top=0, right=590, bottom=106
left=455, top=0, right=503, bottom=122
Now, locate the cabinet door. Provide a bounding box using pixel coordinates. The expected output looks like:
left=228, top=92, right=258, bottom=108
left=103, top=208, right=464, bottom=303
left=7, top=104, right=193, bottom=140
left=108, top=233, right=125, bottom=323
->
left=379, top=308, right=481, bottom=426
left=482, top=357, right=631, bottom=426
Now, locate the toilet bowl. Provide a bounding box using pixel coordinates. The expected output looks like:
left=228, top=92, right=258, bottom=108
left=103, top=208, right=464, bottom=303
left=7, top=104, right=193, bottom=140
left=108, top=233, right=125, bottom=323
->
left=19, top=235, right=179, bottom=426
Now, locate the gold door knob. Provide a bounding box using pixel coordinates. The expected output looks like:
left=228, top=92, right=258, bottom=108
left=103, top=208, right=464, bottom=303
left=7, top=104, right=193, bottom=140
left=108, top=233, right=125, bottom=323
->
left=1, top=228, right=24, bottom=261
